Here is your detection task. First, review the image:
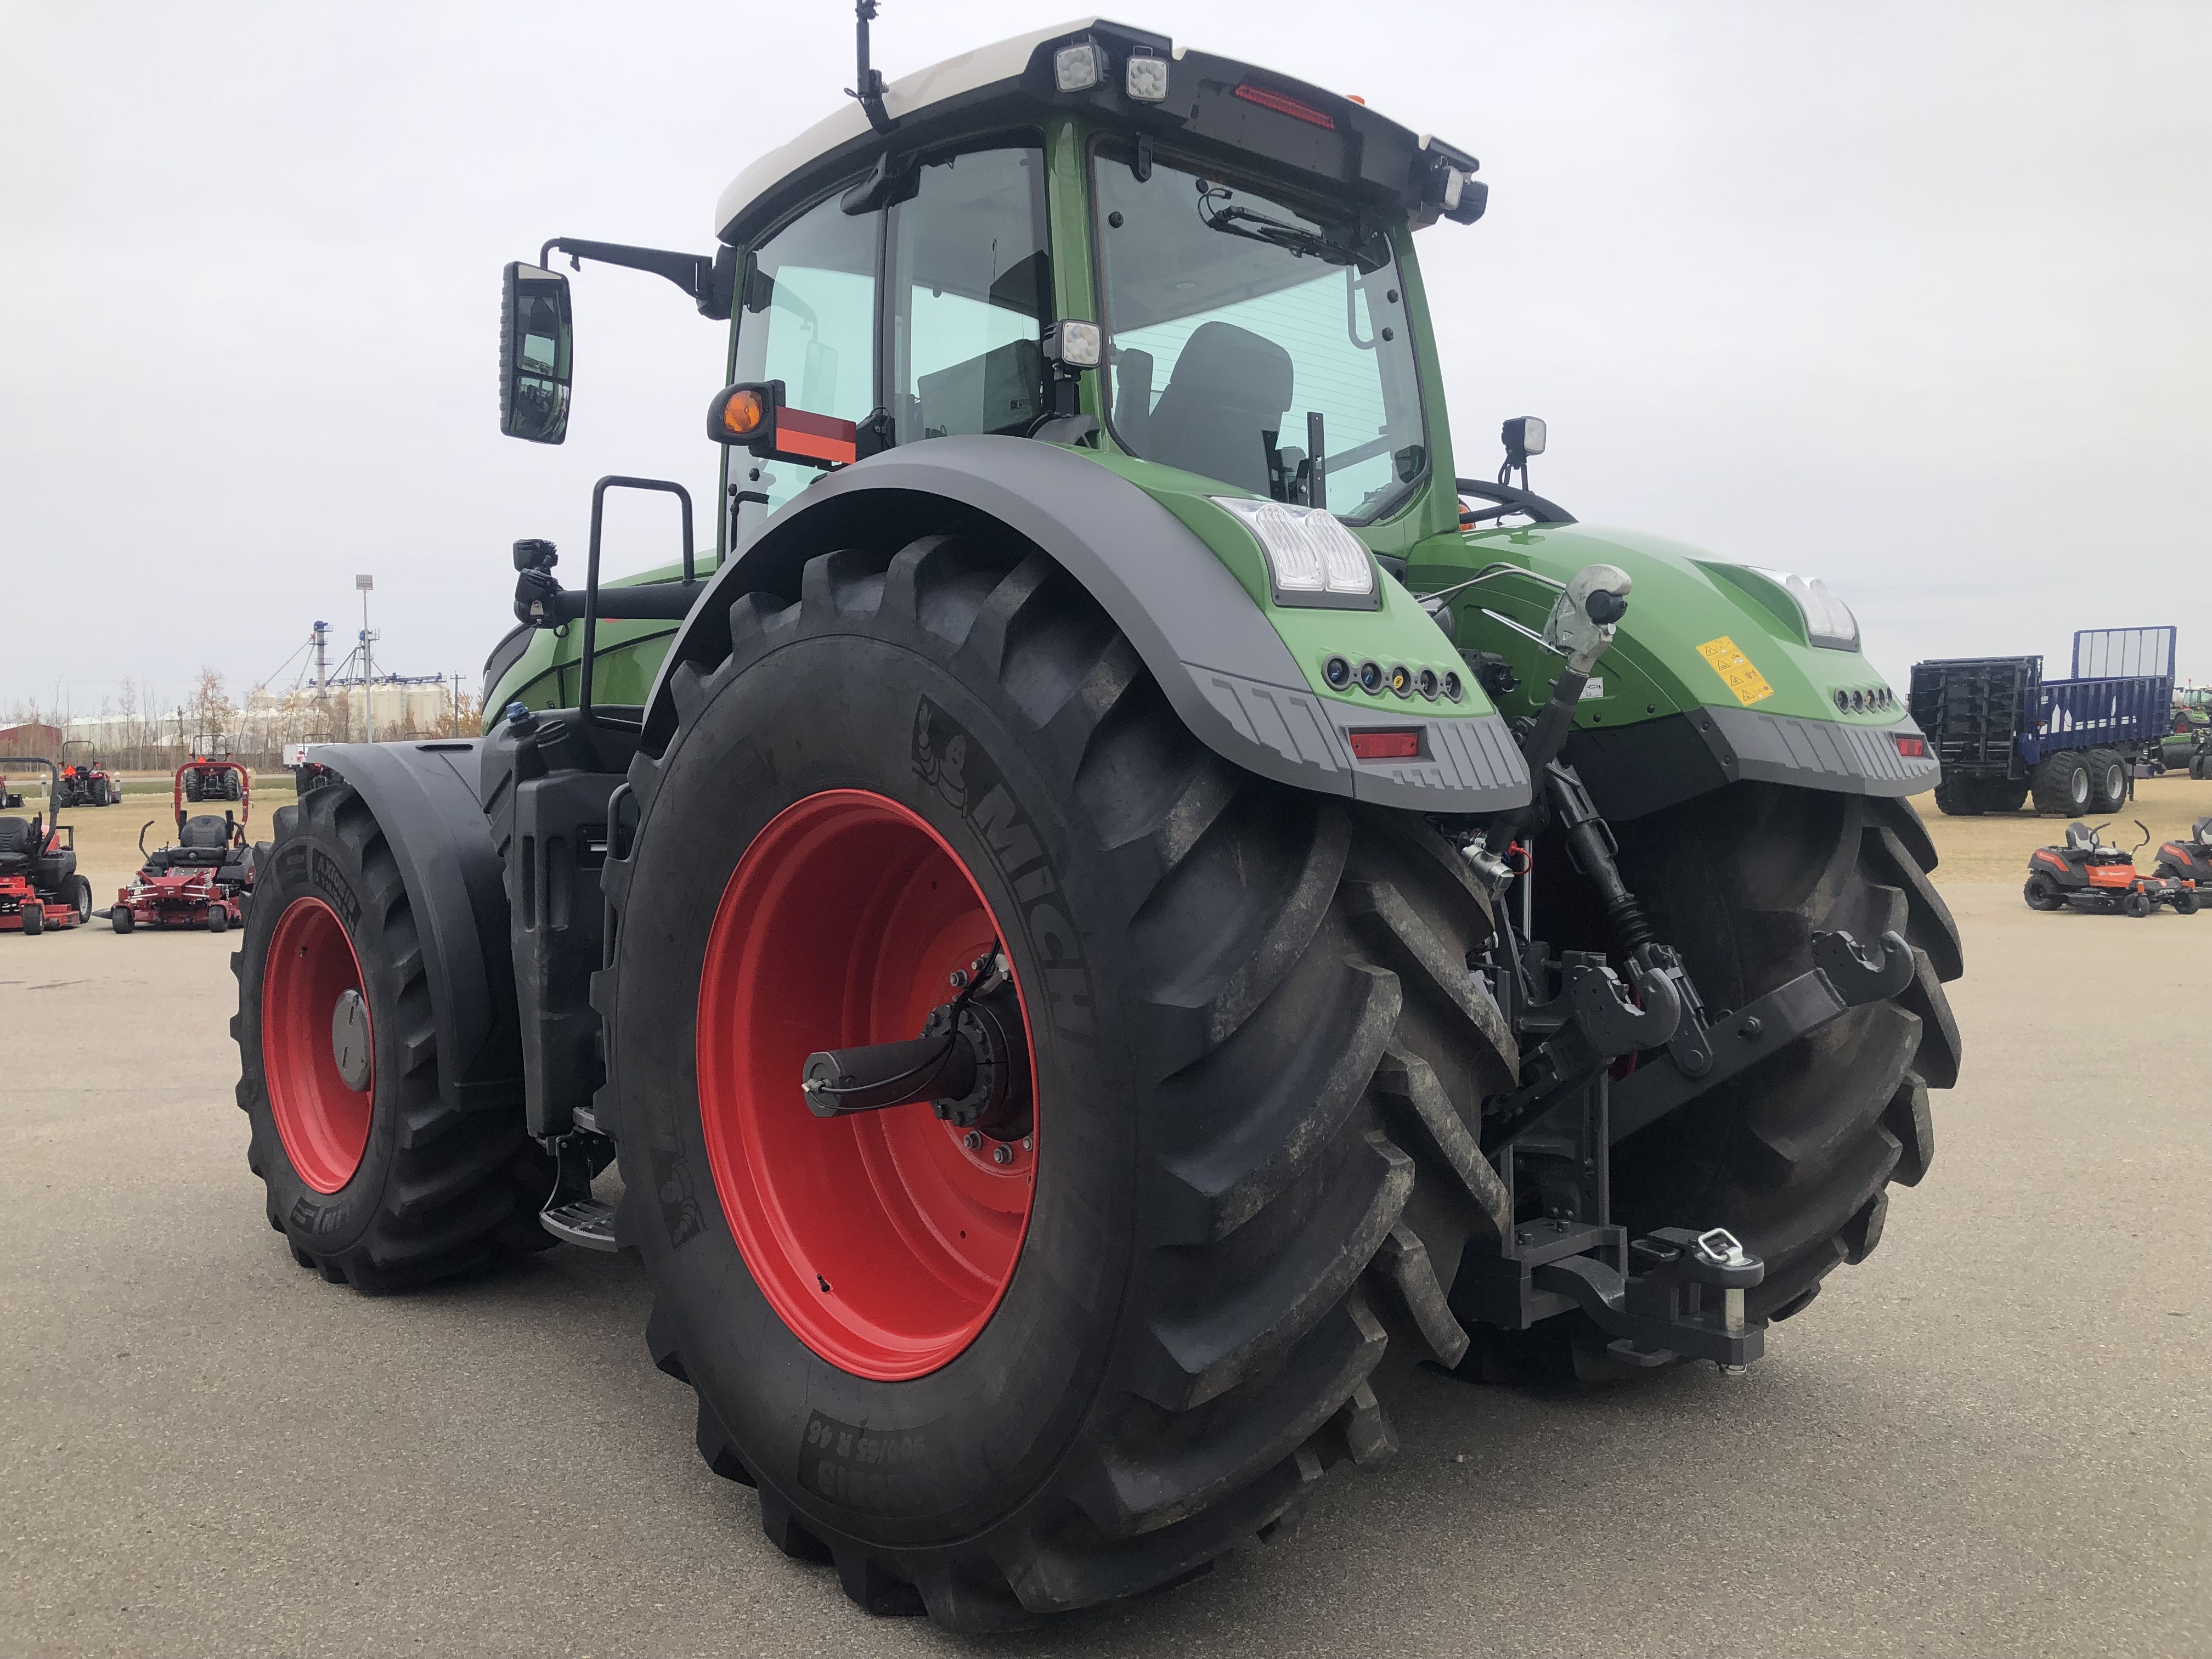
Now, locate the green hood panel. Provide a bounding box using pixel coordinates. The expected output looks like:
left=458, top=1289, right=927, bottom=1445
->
left=1408, top=523, right=1903, bottom=734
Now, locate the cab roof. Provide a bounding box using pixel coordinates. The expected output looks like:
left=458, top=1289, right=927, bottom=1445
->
left=714, top=19, right=1480, bottom=246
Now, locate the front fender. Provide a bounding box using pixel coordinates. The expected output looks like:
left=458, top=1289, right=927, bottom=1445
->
left=302, top=740, right=523, bottom=1105
left=641, top=437, right=1529, bottom=814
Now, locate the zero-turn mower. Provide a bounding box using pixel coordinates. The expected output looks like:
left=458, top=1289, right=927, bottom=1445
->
left=228, top=9, right=1963, bottom=1632
left=2024, top=821, right=2198, bottom=916
left=2152, top=816, right=2212, bottom=889
left=0, top=758, right=94, bottom=935
left=105, top=761, right=257, bottom=934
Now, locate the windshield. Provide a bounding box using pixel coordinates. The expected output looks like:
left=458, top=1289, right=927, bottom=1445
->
left=1094, top=148, right=1427, bottom=524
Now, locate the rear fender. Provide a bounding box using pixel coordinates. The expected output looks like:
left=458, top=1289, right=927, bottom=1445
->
left=301, top=741, right=523, bottom=1107
left=639, top=437, right=1529, bottom=814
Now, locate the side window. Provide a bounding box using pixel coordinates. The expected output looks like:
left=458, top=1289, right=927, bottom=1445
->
left=887, top=146, right=1051, bottom=444
left=729, top=192, right=878, bottom=534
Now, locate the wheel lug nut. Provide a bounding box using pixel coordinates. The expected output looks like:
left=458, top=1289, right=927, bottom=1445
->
left=991, top=1143, right=1013, bottom=1165
left=962, top=1130, right=983, bottom=1151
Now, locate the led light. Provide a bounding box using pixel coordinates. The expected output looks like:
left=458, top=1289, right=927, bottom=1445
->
left=1233, top=83, right=1335, bottom=129
left=1125, top=52, right=1168, bottom=102
left=1752, top=567, right=1860, bottom=652
left=1054, top=41, right=1102, bottom=92
left=1214, top=498, right=1376, bottom=602
left=1045, top=319, right=1102, bottom=369
left=720, top=387, right=768, bottom=437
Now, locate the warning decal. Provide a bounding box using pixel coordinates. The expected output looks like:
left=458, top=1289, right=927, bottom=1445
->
left=1696, top=636, right=1775, bottom=707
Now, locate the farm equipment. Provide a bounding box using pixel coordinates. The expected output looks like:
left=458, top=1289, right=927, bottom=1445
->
left=183, top=755, right=245, bottom=803
left=105, top=763, right=256, bottom=934
left=54, top=743, right=119, bottom=808
left=229, top=11, right=1960, bottom=1632
left=2169, top=686, right=2210, bottom=777
left=1913, top=627, right=2176, bottom=816
left=2152, top=817, right=2212, bottom=889
left=2024, top=821, right=2197, bottom=916
left=0, top=758, right=93, bottom=935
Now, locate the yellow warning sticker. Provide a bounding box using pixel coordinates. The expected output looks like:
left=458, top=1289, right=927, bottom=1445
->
left=1696, top=635, right=1775, bottom=706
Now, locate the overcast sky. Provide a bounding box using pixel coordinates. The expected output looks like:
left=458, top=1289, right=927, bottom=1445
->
left=3, top=0, right=2208, bottom=724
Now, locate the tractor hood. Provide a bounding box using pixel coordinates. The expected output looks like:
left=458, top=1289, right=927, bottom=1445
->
left=1415, top=522, right=1940, bottom=818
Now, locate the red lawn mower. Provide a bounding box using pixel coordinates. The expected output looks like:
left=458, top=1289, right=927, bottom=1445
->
left=0, top=758, right=93, bottom=936
left=105, top=761, right=257, bottom=935
left=2024, top=820, right=2198, bottom=917
left=2153, top=816, right=2212, bottom=889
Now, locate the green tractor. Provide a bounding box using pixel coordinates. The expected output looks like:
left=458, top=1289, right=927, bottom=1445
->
left=231, top=12, right=1959, bottom=1630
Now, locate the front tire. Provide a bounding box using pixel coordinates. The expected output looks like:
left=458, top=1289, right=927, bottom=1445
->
left=232, top=786, right=552, bottom=1291
left=601, top=533, right=1518, bottom=1630
left=2023, top=873, right=2063, bottom=911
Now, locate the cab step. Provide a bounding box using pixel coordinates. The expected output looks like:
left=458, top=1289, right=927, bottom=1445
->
left=541, top=1195, right=620, bottom=1252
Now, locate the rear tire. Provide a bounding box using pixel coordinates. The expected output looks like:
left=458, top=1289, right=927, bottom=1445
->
left=1931, top=775, right=1982, bottom=816
left=232, top=782, right=552, bottom=1291
left=69, top=876, right=92, bottom=926
left=2032, top=753, right=2092, bottom=816
left=601, top=532, right=1518, bottom=1630
left=2087, top=749, right=2128, bottom=814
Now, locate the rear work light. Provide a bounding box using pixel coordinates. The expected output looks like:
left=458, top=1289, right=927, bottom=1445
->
left=1348, top=730, right=1421, bottom=761
left=1233, top=83, right=1336, bottom=129
left=1893, top=734, right=1928, bottom=759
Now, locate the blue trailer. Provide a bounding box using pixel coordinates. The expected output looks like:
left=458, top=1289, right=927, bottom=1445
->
left=1910, top=626, right=2177, bottom=817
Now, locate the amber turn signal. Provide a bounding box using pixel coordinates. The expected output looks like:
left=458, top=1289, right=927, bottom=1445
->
left=721, top=387, right=768, bottom=437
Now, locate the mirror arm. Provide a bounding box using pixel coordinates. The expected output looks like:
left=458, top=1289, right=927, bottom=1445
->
left=539, top=238, right=734, bottom=320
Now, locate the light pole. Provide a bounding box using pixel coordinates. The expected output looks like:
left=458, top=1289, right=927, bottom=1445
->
left=356, top=574, right=375, bottom=742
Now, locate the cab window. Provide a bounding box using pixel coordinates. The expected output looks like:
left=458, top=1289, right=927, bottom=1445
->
left=887, top=145, right=1051, bottom=444
left=729, top=191, right=878, bottom=534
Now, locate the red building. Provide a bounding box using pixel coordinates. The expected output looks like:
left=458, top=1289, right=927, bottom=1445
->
left=0, top=723, right=63, bottom=758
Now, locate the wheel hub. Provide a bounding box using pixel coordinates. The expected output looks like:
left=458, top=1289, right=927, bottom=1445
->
left=331, top=988, right=371, bottom=1091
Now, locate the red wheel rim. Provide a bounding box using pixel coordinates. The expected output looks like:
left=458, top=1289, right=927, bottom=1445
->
left=262, top=896, right=374, bottom=1194
left=697, top=789, right=1039, bottom=1380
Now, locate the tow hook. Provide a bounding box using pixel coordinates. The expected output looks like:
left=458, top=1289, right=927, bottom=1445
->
left=1532, top=1226, right=1766, bottom=1372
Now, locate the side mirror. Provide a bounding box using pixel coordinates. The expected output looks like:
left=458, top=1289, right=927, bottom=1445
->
left=500, top=262, right=573, bottom=443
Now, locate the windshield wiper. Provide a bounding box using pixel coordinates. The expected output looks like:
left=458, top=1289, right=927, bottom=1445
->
left=1197, top=189, right=1379, bottom=270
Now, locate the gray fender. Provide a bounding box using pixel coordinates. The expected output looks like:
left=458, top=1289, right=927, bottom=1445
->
left=641, top=436, right=1527, bottom=812
left=302, top=740, right=523, bottom=1105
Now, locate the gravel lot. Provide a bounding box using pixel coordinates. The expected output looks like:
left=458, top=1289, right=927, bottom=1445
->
left=3, top=799, right=2207, bottom=1658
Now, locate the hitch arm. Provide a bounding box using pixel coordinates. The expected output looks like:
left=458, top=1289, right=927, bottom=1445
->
left=1533, top=1226, right=1765, bottom=1368
left=1609, top=928, right=1914, bottom=1143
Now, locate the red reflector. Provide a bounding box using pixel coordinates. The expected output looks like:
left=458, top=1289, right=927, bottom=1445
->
left=776, top=405, right=859, bottom=465
left=1234, top=83, right=1336, bottom=129
left=1893, top=734, right=1928, bottom=758
left=1349, top=730, right=1421, bottom=761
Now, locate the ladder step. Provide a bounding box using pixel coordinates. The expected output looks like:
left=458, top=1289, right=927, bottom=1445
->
left=541, top=1196, right=620, bottom=1252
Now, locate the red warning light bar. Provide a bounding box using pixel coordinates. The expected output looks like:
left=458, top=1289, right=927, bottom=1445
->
left=1234, top=83, right=1336, bottom=129
left=1348, top=729, right=1422, bottom=762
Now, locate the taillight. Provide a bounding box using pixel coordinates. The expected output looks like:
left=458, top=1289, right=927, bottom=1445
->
left=1893, top=734, right=1928, bottom=759
left=1233, top=84, right=1336, bottom=129
left=1348, top=730, right=1421, bottom=761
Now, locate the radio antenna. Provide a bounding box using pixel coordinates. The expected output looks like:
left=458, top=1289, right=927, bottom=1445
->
left=848, top=2, right=895, bottom=134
